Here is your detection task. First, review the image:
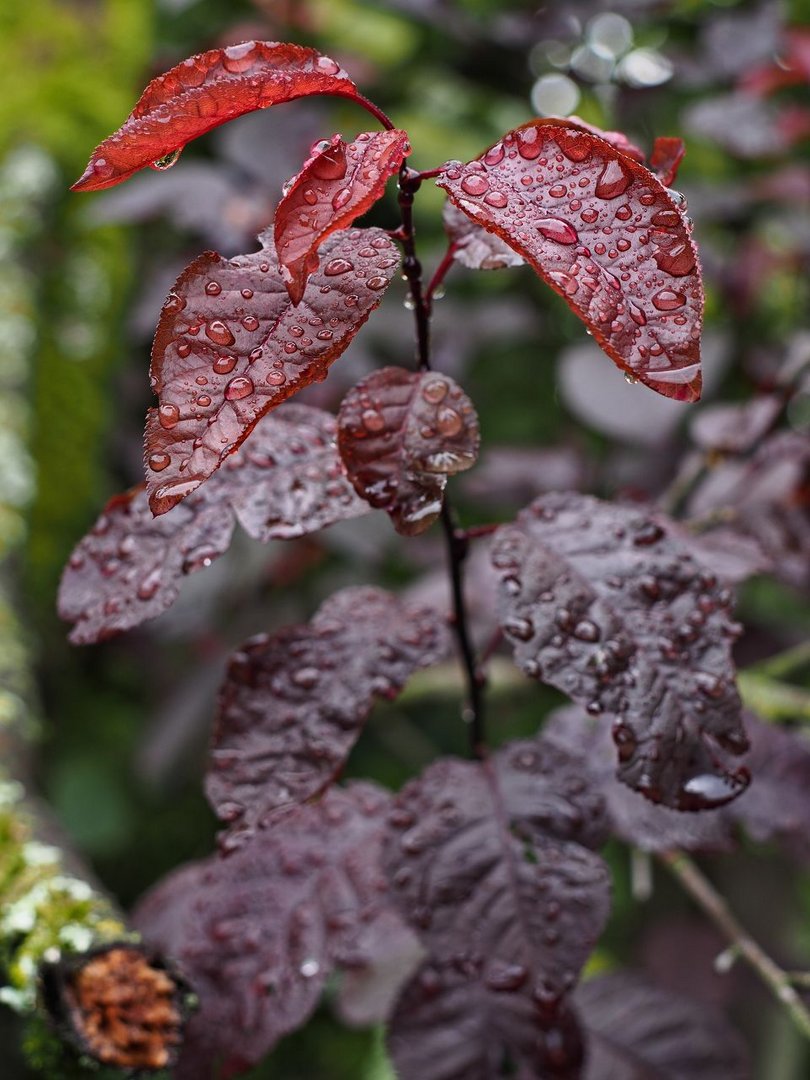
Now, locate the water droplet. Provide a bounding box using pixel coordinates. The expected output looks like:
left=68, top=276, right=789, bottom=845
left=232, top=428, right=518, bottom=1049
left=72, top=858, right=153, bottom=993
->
left=205, top=280, right=221, bottom=296
left=316, top=54, right=340, bottom=74
left=652, top=288, right=686, bottom=312
left=213, top=355, right=236, bottom=375
left=222, top=41, right=257, bottom=72
left=149, top=450, right=171, bottom=472
left=516, top=128, right=543, bottom=160
left=241, top=288, right=254, bottom=299
left=137, top=568, right=163, bottom=600
left=573, top=620, right=600, bottom=642
left=436, top=407, right=462, bottom=436
left=580, top=207, right=599, bottom=224
left=197, top=394, right=212, bottom=407
left=242, top=314, right=259, bottom=331
left=224, top=376, right=254, bottom=401
left=331, top=187, right=352, bottom=211
left=176, top=342, right=191, bottom=358
left=460, top=174, right=490, bottom=196
left=158, top=404, right=180, bottom=429
left=367, top=275, right=388, bottom=289
left=549, top=184, right=567, bottom=198
left=536, top=218, right=578, bottom=245
left=151, top=148, right=182, bottom=171
left=504, top=617, right=534, bottom=641
left=422, top=379, right=448, bottom=404
left=484, top=143, right=505, bottom=166
left=654, top=242, right=696, bottom=276
left=206, top=320, right=235, bottom=346
left=484, top=190, right=508, bottom=208
left=362, top=409, right=385, bottom=433
left=595, top=158, right=632, bottom=200
left=316, top=329, right=333, bottom=340
left=302, top=188, right=318, bottom=205
left=486, top=962, right=528, bottom=992
left=265, top=370, right=286, bottom=386
left=324, top=258, right=354, bottom=276
left=293, top=667, right=320, bottom=689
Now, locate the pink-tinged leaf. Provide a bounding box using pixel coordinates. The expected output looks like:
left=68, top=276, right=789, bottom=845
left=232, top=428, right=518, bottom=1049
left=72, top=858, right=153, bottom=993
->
left=383, top=740, right=610, bottom=1079
left=59, top=405, right=369, bottom=644
left=437, top=118, right=704, bottom=402
left=72, top=42, right=365, bottom=192
left=207, top=587, right=448, bottom=833
left=337, top=367, right=480, bottom=535
left=442, top=201, right=525, bottom=271
left=145, top=226, right=399, bottom=515
left=690, top=395, right=781, bottom=455
left=276, top=130, right=410, bottom=303
left=491, top=493, right=750, bottom=810
left=578, top=972, right=750, bottom=1080
left=650, top=136, right=686, bottom=187
left=567, top=115, right=646, bottom=163
left=134, top=783, right=405, bottom=1078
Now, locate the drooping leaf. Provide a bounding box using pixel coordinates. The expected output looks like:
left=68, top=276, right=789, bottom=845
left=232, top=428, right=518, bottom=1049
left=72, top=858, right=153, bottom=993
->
left=207, top=587, right=449, bottom=832
left=578, top=972, right=750, bottom=1079
left=437, top=118, right=704, bottom=402
left=491, top=493, right=750, bottom=810
left=383, top=739, right=610, bottom=1079
left=134, top=783, right=404, bottom=1078
left=145, top=226, right=399, bottom=515
left=650, top=136, right=686, bottom=187
left=275, top=130, right=410, bottom=303
left=442, top=201, right=525, bottom=271
left=59, top=405, right=368, bottom=644
left=337, top=366, right=480, bottom=535
left=72, top=42, right=368, bottom=192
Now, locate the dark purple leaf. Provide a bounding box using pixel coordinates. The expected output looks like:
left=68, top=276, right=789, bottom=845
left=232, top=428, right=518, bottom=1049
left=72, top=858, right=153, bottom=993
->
left=437, top=118, right=704, bottom=402
left=72, top=42, right=366, bottom=192
left=275, top=130, right=410, bottom=303
left=207, top=586, right=449, bottom=832
left=690, top=396, right=781, bottom=454
left=383, top=740, right=610, bottom=1079
left=334, top=909, right=424, bottom=1028
left=59, top=406, right=367, bottom=644
left=134, top=782, right=402, bottom=1078
left=491, top=493, right=750, bottom=810
left=145, top=226, right=399, bottom=515
left=442, top=201, right=525, bottom=271
left=337, top=366, right=480, bottom=535
left=578, top=971, right=750, bottom=1079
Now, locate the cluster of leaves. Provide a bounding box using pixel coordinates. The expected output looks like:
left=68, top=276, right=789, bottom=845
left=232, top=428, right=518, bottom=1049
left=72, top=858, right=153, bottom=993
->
left=55, top=30, right=810, bottom=1079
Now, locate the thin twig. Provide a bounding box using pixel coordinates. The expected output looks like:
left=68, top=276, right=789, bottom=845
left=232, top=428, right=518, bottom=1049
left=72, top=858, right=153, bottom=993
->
left=425, top=240, right=459, bottom=312
left=660, top=851, right=810, bottom=1041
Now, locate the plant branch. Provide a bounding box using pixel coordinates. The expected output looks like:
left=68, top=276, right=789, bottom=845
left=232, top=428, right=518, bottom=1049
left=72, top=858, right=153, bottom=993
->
left=396, top=165, right=487, bottom=757
left=425, top=241, right=459, bottom=312
left=351, top=92, right=395, bottom=131
left=660, top=851, right=810, bottom=1041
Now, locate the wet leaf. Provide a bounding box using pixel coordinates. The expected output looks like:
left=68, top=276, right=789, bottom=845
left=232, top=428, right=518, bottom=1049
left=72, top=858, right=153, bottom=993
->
left=276, top=130, right=410, bottom=303
left=337, top=366, right=480, bottom=535
left=578, top=971, right=750, bottom=1079
left=207, top=586, right=449, bottom=832
left=59, top=406, right=368, bottom=644
left=383, top=739, right=610, bottom=1079
left=72, top=42, right=365, bottom=192
left=650, top=137, right=686, bottom=187
left=145, top=226, right=399, bottom=515
left=437, top=118, right=704, bottom=402
left=134, top=783, right=403, bottom=1078
left=442, top=201, right=525, bottom=271
left=491, top=493, right=750, bottom=810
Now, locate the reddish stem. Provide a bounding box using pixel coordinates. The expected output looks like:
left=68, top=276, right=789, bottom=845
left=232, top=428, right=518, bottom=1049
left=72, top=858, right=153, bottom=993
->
left=425, top=241, right=459, bottom=313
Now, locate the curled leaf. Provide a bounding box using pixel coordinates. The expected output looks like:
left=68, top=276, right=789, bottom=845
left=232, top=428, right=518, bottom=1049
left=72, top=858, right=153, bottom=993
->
left=337, top=367, right=480, bottom=535
left=145, top=226, right=399, bottom=515
left=491, top=493, right=750, bottom=810
left=276, top=130, right=410, bottom=303
left=650, top=136, right=687, bottom=187
left=437, top=118, right=704, bottom=401
left=73, top=42, right=365, bottom=192
left=207, top=586, right=449, bottom=832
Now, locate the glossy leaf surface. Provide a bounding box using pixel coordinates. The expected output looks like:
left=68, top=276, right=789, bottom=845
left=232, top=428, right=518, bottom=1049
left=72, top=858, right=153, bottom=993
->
left=437, top=118, right=703, bottom=401
left=145, top=226, right=399, bottom=515
left=73, top=42, right=363, bottom=192
left=492, top=493, right=750, bottom=809
left=275, top=130, right=410, bottom=303
left=134, top=783, right=402, bottom=1078
left=650, top=136, right=686, bottom=187
left=337, top=367, right=480, bottom=535
left=208, top=587, right=449, bottom=833
left=59, top=406, right=367, bottom=643
left=383, top=739, right=610, bottom=1078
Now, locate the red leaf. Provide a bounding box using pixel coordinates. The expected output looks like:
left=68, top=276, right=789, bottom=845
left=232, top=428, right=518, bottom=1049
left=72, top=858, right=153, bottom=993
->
left=437, top=118, right=704, bottom=402
left=442, top=201, right=525, bottom=271
left=207, top=586, right=449, bottom=834
left=59, top=405, right=369, bottom=644
left=650, top=136, right=686, bottom=187
left=72, top=42, right=367, bottom=192
left=276, top=130, right=410, bottom=303
left=491, top=493, right=750, bottom=810
left=567, top=115, right=646, bottom=163
left=337, top=367, right=480, bottom=535
left=145, top=226, right=399, bottom=515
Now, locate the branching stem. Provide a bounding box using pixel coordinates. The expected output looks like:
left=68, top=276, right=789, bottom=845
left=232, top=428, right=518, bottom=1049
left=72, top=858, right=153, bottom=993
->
left=396, top=165, right=487, bottom=758
left=661, top=851, right=810, bottom=1041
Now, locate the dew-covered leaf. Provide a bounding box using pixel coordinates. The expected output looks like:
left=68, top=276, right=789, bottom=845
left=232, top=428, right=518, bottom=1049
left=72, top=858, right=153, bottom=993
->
left=337, top=366, right=480, bottom=535
left=275, top=130, right=410, bottom=303
left=145, top=226, right=399, bottom=515
left=59, top=405, right=368, bottom=644
left=578, top=971, right=750, bottom=1080
left=491, top=493, right=750, bottom=810
left=207, top=586, right=449, bottom=832
left=650, top=137, right=686, bottom=187
left=134, top=783, right=403, bottom=1078
left=437, top=118, right=704, bottom=402
left=72, top=42, right=365, bottom=192
left=442, top=201, right=525, bottom=271
left=383, top=740, right=610, bottom=1079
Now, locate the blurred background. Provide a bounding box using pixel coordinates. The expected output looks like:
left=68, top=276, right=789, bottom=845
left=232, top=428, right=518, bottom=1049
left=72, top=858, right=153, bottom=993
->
left=1, top=0, right=809, bottom=1075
